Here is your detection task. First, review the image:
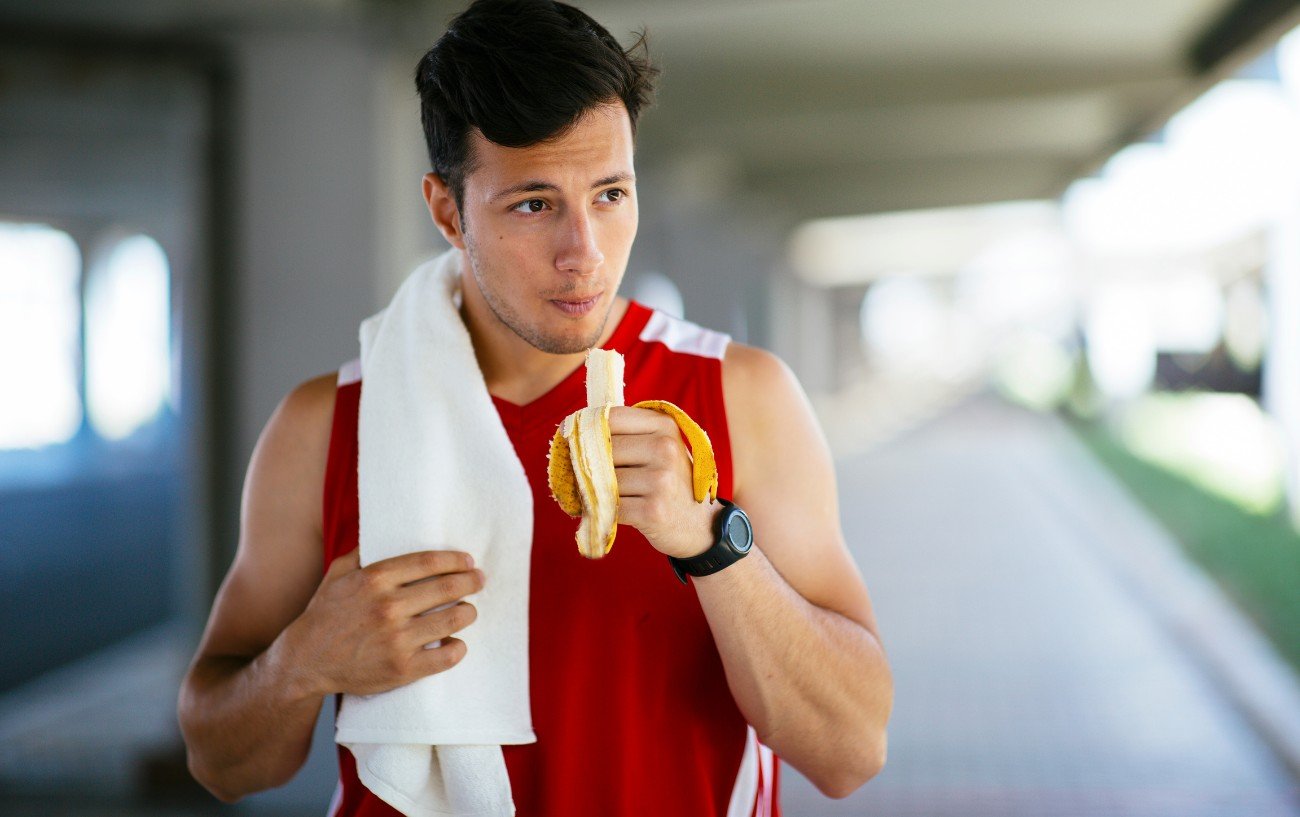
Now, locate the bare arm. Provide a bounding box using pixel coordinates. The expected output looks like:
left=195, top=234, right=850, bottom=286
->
left=607, top=344, right=893, bottom=798
left=697, top=344, right=893, bottom=798
left=178, top=629, right=326, bottom=802
left=176, top=374, right=485, bottom=802
left=176, top=374, right=338, bottom=801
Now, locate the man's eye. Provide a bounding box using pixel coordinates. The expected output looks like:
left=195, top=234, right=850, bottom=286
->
left=513, top=199, right=547, bottom=214
left=599, top=188, right=626, bottom=203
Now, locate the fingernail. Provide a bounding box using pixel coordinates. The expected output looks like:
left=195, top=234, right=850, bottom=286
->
left=467, top=554, right=475, bottom=568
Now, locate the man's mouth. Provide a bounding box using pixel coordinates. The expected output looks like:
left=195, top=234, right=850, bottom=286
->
left=550, top=293, right=602, bottom=316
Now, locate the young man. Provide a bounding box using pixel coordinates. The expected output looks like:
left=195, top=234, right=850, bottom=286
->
left=177, top=1, right=892, bottom=814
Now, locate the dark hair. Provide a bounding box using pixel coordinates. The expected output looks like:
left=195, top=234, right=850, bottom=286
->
left=414, top=0, right=658, bottom=211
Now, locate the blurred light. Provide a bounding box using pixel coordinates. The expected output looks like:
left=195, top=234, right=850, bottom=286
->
left=1278, top=22, right=1300, bottom=106
left=1063, top=80, right=1300, bottom=257
left=630, top=270, right=685, bottom=319
left=954, top=227, right=1076, bottom=340
left=85, top=234, right=172, bottom=441
left=1082, top=272, right=1222, bottom=399
left=992, top=330, right=1075, bottom=411
left=859, top=276, right=945, bottom=371
left=789, top=200, right=1058, bottom=286
left=857, top=275, right=985, bottom=383
left=1085, top=287, right=1156, bottom=400
left=0, top=223, right=82, bottom=450
left=1119, top=392, right=1285, bottom=515
left=1148, top=272, right=1223, bottom=353
left=1223, top=278, right=1268, bottom=370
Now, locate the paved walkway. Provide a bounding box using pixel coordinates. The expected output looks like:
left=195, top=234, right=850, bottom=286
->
left=784, top=388, right=1300, bottom=816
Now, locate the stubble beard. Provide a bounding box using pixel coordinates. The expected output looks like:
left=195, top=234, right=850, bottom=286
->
left=463, top=234, right=610, bottom=356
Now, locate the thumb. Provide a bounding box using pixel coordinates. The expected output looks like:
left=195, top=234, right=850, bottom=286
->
left=328, top=547, right=362, bottom=574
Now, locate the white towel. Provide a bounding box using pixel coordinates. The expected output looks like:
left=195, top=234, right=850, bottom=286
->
left=335, top=247, right=536, bottom=817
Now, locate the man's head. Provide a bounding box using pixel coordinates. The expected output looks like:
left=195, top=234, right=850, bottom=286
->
left=415, top=0, right=658, bottom=356
left=415, top=0, right=656, bottom=213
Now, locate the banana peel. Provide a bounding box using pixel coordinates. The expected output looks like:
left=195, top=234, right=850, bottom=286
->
left=547, top=348, right=719, bottom=559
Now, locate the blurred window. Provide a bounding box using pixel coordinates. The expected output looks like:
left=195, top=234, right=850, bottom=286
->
left=0, top=223, right=83, bottom=450
left=0, top=225, right=174, bottom=453
left=85, top=234, right=173, bottom=440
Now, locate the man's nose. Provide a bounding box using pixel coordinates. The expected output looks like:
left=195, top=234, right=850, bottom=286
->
left=555, top=208, right=604, bottom=275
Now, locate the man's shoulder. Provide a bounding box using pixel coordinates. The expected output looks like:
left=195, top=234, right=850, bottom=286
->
left=721, top=342, right=795, bottom=397
left=284, top=370, right=341, bottom=419
left=262, top=371, right=342, bottom=475
left=719, top=343, right=805, bottom=500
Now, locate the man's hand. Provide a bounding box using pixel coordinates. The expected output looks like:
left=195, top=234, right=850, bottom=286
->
left=608, top=405, right=718, bottom=559
left=281, top=548, right=486, bottom=697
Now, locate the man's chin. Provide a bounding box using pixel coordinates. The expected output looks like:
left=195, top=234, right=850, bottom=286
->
left=535, top=306, right=609, bottom=355
left=533, top=331, right=604, bottom=356
left=494, top=297, right=610, bottom=355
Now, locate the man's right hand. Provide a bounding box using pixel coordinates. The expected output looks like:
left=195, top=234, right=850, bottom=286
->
left=181, top=376, right=491, bottom=802
left=283, top=548, right=486, bottom=697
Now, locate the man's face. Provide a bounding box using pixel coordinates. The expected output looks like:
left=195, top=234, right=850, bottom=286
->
left=457, top=101, right=638, bottom=355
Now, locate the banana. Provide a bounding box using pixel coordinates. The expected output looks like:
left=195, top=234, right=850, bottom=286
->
left=547, top=348, right=719, bottom=559
left=585, top=346, right=624, bottom=407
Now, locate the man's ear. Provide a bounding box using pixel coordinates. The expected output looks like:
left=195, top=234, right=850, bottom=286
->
left=422, top=173, right=466, bottom=250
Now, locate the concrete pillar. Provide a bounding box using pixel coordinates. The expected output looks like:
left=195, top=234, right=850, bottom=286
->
left=831, top=284, right=870, bottom=390
left=792, top=278, right=836, bottom=395
left=229, top=29, right=383, bottom=568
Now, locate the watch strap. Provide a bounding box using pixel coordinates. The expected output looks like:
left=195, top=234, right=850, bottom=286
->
left=668, top=498, right=749, bottom=584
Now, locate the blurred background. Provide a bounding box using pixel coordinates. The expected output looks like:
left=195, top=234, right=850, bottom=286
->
left=3, top=0, right=1300, bottom=815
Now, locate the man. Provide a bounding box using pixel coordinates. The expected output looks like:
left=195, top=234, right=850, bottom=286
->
left=177, top=1, right=892, bottom=814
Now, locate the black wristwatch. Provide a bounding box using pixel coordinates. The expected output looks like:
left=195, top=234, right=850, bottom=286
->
left=668, top=498, right=753, bottom=584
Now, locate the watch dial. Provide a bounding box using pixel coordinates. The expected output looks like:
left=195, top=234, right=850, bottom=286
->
left=726, top=513, right=752, bottom=552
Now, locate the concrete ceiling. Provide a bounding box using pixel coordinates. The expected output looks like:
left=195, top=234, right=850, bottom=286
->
left=587, top=0, right=1283, bottom=217
left=4, top=0, right=1299, bottom=220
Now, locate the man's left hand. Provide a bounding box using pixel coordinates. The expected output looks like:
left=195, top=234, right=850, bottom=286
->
left=607, top=405, right=718, bottom=559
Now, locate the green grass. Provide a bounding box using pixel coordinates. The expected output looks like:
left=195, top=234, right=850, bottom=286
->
left=1063, top=413, right=1300, bottom=674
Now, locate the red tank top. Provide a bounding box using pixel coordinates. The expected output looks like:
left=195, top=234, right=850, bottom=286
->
left=321, top=300, right=781, bottom=817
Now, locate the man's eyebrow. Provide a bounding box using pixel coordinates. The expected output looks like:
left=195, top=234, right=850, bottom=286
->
left=492, top=180, right=557, bottom=202
left=491, top=173, right=635, bottom=202
left=593, top=172, right=634, bottom=188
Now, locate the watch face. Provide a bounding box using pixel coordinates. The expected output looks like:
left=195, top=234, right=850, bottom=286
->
left=725, top=511, right=753, bottom=553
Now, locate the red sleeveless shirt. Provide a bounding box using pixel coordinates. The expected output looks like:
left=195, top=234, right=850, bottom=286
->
left=321, top=300, right=781, bottom=817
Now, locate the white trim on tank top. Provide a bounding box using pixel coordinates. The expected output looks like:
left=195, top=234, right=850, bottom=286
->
left=728, top=724, right=777, bottom=817
left=639, top=309, right=731, bottom=360
left=338, top=357, right=362, bottom=386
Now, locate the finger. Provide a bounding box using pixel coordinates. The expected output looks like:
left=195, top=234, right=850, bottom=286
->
left=615, top=494, right=648, bottom=528
left=610, top=432, right=664, bottom=467
left=395, top=568, right=485, bottom=617
left=607, top=405, right=673, bottom=436
left=367, top=549, right=474, bottom=587
left=614, top=465, right=658, bottom=497
left=408, top=602, right=478, bottom=649
left=410, top=636, right=468, bottom=678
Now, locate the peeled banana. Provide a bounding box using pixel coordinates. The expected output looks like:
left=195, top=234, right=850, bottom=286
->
left=547, top=348, right=719, bottom=559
